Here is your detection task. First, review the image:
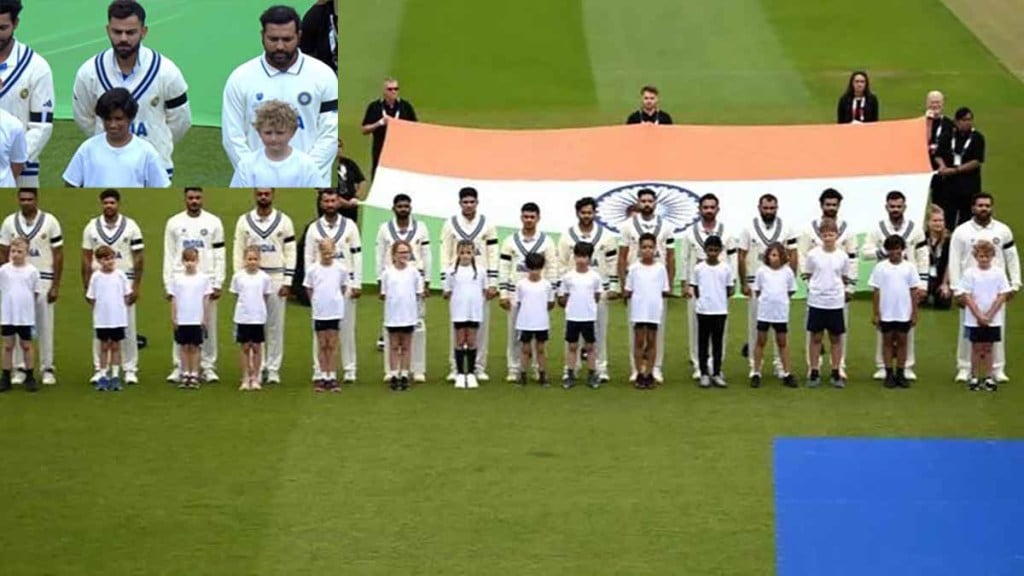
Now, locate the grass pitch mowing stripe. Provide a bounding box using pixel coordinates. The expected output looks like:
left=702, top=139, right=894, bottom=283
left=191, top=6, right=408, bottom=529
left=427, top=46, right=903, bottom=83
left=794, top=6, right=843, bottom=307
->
left=582, top=0, right=817, bottom=123
left=942, top=0, right=1024, bottom=81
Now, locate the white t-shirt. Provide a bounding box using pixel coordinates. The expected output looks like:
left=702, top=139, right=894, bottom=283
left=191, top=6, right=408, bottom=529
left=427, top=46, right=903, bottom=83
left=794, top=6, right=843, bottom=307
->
left=753, top=266, right=796, bottom=323
left=381, top=265, right=423, bottom=327
left=957, top=266, right=1012, bottom=327
left=0, top=108, right=28, bottom=187
left=229, top=148, right=325, bottom=188
left=868, top=260, right=919, bottom=322
left=230, top=269, right=274, bottom=324
left=804, top=247, right=851, bottom=310
left=63, top=133, right=171, bottom=188
left=626, top=261, right=668, bottom=324
left=86, top=269, right=131, bottom=328
left=515, top=278, right=554, bottom=331
left=560, top=269, right=603, bottom=322
left=691, top=261, right=734, bottom=315
left=303, top=261, right=347, bottom=321
left=0, top=262, right=38, bottom=325
left=168, top=272, right=211, bottom=325
left=444, top=264, right=485, bottom=323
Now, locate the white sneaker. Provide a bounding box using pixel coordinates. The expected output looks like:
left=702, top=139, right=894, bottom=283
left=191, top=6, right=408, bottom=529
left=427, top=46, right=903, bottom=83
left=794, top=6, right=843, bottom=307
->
left=446, top=371, right=457, bottom=382
left=598, top=372, right=610, bottom=383
left=239, top=381, right=250, bottom=391
left=267, top=370, right=281, bottom=384
left=691, top=368, right=701, bottom=380
left=454, top=374, right=467, bottom=389
left=413, top=373, right=426, bottom=383
left=251, top=380, right=262, bottom=391
left=995, top=370, right=1010, bottom=383
left=474, top=371, right=490, bottom=382
left=466, top=374, right=479, bottom=389
left=11, top=370, right=25, bottom=384
left=773, top=363, right=785, bottom=379
left=872, top=368, right=886, bottom=380
left=838, top=369, right=848, bottom=380
left=904, top=369, right=917, bottom=381
left=954, top=368, right=969, bottom=383
left=203, top=369, right=220, bottom=383
left=629, top=371, right=638, bottom=383
left=652, top=368, right=664, bottom=384
left=166, top=368, right=181, bottom=383
left=41, top=370, right=56, bottom=385
left=342, top=370, right=356, bottom=383
left=506, top=372, right=518, bottom=383
left=125, top=371, right=139, bottom=385
left=90, top=370, right=104, bottom=384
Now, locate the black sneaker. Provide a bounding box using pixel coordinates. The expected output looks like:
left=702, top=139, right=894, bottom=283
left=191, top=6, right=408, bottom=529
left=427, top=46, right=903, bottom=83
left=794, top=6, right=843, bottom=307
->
left=883, top=373, right=897, bottom=389
left=587, top=372, right=600, bottom=389
left=983, top=378, right=997, bottom=392
left=538, top=372, right=550, bottom=388
left=782, top=374, right=799, bottom=388
left=23, top=372, right=38, bottom=393
left=516, top=373, right=527, bottom=387
left=399, top=375, right=410, bottom=391
left=896, top=373, right=910, bottom=389
left=750, top=374, right=762, bottom=388
left=389, top=376, right=400, bottom=391
left=562, top=370, right=575, bottom=390
left=968, top=378, right=980, bottom=391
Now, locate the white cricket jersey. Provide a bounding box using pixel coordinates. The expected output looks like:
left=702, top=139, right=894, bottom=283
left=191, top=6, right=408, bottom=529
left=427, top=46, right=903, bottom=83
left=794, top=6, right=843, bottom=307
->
left=73, top=46, right=191, bottom=175
left=232, top=208, right=296, bottom=282
left=168, top=272, right=211, bottom=325
left=439, top=213, right=499, bottom=287
left=560, top=269, right=603, bottom=322
left=303, top=215, right=362, bottom=286
left=861, top=218, right=928, bottom=284
left=82, top=214, right=144, bottom=279
left=229, top=148, right=325, bottom=188
left=63, top=134, right=170, bottom=188
left=381, top=265, right=423, bottom=327
left=162, top=210, right=226, bottom=289
left=0, top=210, right=62, bottom=292
left=444, top=264, right=486, bottom=323
left=737, top=217, right=797, bottom=282
left=0, top=40, right=55, bottom=184
left=515, top=278, right=554, bottom=331
left=626, top=261, right=668, bottom=324
left=86, top=269, right=131, bottom=328
left=680, top=221, right=736, bottom=282
left=376, top=218, right=432, bottom=281
left=0, top=262, right=39, bottom=325
left=557, top=225, right=619, bottom=290
left=230, top=269, right=273, bottom=324
left=948, top=218, right=1022, bottom=290
left=619, top=215, right=675, bottom=266
left=798, top=219, right=860, bottom=281
left=499, top=231, right=560, bottom=299
left=0, top=108, right=27, bottom=186
left=222, top=53, right=338, bottom=181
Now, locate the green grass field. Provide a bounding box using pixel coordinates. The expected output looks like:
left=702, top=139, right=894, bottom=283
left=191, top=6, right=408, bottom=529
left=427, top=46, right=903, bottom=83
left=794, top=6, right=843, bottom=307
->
left=1, top=0, right=1023, bottom=573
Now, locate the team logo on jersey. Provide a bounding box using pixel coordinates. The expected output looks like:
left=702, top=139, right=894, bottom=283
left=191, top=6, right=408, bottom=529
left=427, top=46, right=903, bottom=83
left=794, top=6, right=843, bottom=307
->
left=595, top=183, right=700, bottom=234
left=43, top=100, right=53, bottom=109
left=992, top=237, right=1001, bottom=246
left=298, top=91, right=312, bottom=105
left=150, top=96, right=160, bottom=107
left=256, top=92, right=264, bottom=101
left=19, top=88, right=28, bottom=99
left=200, top=228, right=208, bottom=236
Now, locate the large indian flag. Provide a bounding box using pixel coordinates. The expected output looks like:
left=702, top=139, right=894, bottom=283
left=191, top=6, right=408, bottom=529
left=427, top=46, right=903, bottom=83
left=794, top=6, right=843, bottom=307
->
left=363, top=119, right=933, bottom=290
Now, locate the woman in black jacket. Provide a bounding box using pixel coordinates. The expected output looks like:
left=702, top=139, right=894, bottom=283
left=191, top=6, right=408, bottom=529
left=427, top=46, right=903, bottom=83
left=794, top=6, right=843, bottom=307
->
left=923, top=204, right=952, bottom=309
left=836, top=71, right=879, bottom=124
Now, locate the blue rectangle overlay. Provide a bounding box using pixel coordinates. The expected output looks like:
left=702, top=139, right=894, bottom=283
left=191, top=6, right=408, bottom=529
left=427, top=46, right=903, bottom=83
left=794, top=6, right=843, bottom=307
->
left=774, top=438, right=1024, bottom=576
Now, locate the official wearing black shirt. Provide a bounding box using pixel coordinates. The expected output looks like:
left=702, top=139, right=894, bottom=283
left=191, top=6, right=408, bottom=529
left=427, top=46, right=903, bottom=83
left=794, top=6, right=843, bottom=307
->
left=935, top=107, right=985, bottom=228
left=836, top=71, right=879, bottom=124
left=299, top=0, right=337, bottom=71
left=361, top=79, right=418, bottom=176
left=337, top=144, right=364, bottom=222
left=923, top=206, right=952, bottom=309
left=626, top=85, right=673, bottom=125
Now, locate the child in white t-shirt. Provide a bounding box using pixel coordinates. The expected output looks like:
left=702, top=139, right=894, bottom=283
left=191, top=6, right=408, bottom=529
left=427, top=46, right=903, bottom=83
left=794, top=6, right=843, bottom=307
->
left=167, top=247, right=212, bottom=389
left=956, top=240, right=1012, bottom=392
left=229, top=100, right=324, bottom=188
left=802, top=218, right=853, bottom=388
left=443, top=240, right=486, bottom=389
left=624, top=233, right=669, bottom=390
left=303, top=239, right=347, bottom=392
left=688, top=235, right=735, bottom=388
left=85, top=246, right=132, bottom=391
left=869, top=235, right=920, bottom=389
left=558, top=242, right=604, bottom=389
left=380, top=240, right=425, bottom=391
left=514, top=252, right=555, bottom=386
left=0, top=238, right=39, bottom=392
left=752, top=242, right=797, bottom=388
left=230, top=246, right=274, bottom=391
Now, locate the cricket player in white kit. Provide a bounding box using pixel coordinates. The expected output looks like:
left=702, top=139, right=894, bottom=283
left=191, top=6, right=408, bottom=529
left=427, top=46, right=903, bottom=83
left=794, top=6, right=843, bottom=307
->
left=72, top=0, right=191, bottom=180
left=680, top=193, right=737, bottom=379
left=557, top=196, right=619, bottom=382
left=222, top=5, right=338, bottom=184
left=440, top=187, right=499, bottom=380
left=737, top=194, right=798, bottom=377
left=303, top=189, right=362, bottom=382
left=0, top=0, right=55, bottom=188
left=233, top=188, right=295, bottom=384
left=375, top=193, right=431, bottom=382
left=499, top=202, right=559, bottom=382
left=163, top=187, right=225, bottom=382
left=798, top=188, right=860, bottom=379
left=81, top=189, right=144, bottom=384
left=0, top=188, right=62, bottom=385
left=618, top=188, right=676, bottom=383
left=860, top=190, right=928, bottom=381
left=948, top=192, right=1021, bottom=383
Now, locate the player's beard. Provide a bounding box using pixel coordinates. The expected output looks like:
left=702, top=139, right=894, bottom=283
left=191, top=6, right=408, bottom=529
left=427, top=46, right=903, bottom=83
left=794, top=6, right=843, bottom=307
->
left=113, top=42, right=139, bottom=61
left=0, top=36, right=13, bottom=55
left=268, top=48, right=297, bottom=68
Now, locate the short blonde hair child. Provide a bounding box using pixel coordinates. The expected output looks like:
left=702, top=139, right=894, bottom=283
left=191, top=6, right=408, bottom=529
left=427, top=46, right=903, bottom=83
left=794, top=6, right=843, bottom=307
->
left=253, top=100, right=299, bottom=133
left=972, top=240, right=996, bottom=258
